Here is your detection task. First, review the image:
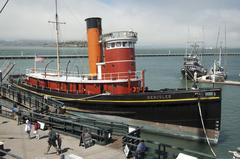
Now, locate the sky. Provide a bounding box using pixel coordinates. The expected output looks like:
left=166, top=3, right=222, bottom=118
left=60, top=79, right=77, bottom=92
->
left=0, top=0, right=240, bottom=48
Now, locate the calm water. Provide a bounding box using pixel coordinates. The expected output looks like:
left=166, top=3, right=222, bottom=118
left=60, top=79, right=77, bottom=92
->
left=0, top=47, right=240, bottom=158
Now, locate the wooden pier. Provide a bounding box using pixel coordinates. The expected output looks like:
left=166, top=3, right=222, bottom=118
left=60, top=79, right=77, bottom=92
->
left=197, top=79, right=240, bottom=86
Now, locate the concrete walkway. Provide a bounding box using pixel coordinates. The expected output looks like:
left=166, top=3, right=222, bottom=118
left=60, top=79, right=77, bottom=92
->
left=0, top=116, right=126, bottom=159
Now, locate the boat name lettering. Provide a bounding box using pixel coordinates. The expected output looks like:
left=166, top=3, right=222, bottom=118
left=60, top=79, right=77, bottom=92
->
left=205, top=92, right=215, bottom=97
left=147, top=95, right=172, bottom=100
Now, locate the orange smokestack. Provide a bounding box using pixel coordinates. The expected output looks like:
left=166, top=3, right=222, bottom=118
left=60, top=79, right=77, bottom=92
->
left=85, top=17, right=102, bottom=75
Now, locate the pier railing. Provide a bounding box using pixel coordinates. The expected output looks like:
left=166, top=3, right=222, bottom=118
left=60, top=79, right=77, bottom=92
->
left=29, top=111, right=113, bottom=145
left=122, top=130, right=217, bottom=159
left=0, top=108, right=14, bottom=119
left=0, top=83, right=64, bottom=112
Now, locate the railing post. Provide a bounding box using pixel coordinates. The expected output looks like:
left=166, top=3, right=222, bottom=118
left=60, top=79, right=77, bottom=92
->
left=158, top=144, right=161, bottom=159
left=163, top=145, right=167, bottom=159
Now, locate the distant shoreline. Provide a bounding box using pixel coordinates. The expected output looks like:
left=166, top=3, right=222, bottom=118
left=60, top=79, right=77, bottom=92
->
left=0, top=40, right=87, bottom=48
left=0, top=53, right=240, bottom=60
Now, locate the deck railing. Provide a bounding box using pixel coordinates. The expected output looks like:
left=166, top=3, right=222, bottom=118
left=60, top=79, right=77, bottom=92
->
left=26, top=68, right=142, bottom=81
left=101, top=31, right=137, bottom=42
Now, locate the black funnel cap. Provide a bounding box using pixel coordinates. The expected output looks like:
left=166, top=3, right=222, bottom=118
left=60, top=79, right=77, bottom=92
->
left=85, top=17, right=102, bottom=29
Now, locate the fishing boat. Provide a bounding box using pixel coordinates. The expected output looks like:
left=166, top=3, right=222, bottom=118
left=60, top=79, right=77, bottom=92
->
left=199, top=60, right=227, bottom=82
left=8, top=1, right=221, bottom=143
left=181, top=42, right=207, bottom=80
left=208, top=45, right=227, bottom=82
left=198, top=42, right=227, bottom=82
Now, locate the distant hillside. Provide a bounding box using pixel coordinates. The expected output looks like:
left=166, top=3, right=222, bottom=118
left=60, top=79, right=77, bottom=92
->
left=0, top=40, right=87, bottom=47
left=0, top=40, right=51, bottom=47
left=59, top=41, right=87, bottom=47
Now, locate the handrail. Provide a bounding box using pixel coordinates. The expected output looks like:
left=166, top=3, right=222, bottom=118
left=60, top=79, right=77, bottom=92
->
left=123, top=133, right=217, bottom=159
left=101, top=31, right=137, bottom=42
left=26, top=68, right=142, bottom=81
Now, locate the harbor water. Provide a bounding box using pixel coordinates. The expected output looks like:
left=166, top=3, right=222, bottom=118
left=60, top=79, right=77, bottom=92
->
left=0, top=46, right=240, bottom=158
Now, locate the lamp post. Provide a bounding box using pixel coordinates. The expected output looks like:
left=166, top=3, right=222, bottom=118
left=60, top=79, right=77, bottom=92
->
left=44, top=60, right=54, bottom=77
left=66, top=60, right=71, bottom=80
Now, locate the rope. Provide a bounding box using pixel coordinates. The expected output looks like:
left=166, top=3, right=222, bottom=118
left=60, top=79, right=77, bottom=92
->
left=0, top=0, right=9, bottom=14
left=197, top=95, right=217, bottom=157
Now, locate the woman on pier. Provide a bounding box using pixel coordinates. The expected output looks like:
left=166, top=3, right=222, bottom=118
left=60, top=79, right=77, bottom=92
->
left=25, top=119, right=32, bottom=139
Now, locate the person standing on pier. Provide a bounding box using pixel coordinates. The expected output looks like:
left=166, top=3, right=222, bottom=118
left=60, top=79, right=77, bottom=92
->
left=25, top=119, right=32, bottom=139
left=46, top=126, right=60, bottom=155
left=56, top=133, right=62, bottom=154
left=135, top=140, right=146, bottom=159
left=11, top=103, right=18, bottom=120
left=33, top=121, right=40, bottom=140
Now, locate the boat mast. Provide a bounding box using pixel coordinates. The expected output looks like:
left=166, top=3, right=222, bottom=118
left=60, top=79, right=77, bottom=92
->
left=48, top=0, right=65, bottom=76
left=224, top=24, right=227, bottom=72
left=219, top=43, right=222, bottom=66
left=215, top=26, right=220, bottom=61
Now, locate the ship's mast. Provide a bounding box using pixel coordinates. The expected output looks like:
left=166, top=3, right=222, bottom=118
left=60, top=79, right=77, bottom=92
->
left=48, top=0, right=65, bottom=76
left=219, top=44, right=222, bottom=66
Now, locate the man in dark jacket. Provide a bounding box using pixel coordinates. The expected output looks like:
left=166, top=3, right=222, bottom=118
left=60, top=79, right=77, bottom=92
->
left=45, top=126, right=60, bottom=155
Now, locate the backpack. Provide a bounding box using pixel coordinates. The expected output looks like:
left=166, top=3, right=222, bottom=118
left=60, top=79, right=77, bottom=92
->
left=36, top=122, right=40, bottom=130
left=34, top=122, right=40, bottom=130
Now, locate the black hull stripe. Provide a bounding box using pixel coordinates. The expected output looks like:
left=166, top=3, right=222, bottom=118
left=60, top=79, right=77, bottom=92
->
left=14, top=83, right=219, bottom=103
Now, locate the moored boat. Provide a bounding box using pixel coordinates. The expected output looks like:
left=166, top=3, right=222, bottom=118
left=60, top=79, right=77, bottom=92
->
left=208, top=45, right=227, bottom=82
left=8, top=1, right=222, bottom=144
left=181, top=42, right=207, bottom=80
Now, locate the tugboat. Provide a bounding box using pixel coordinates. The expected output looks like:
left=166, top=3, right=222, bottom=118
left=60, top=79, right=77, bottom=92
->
left=8, top=1, right=221, bottom=144
left=181, top=42, right=207, bottom=80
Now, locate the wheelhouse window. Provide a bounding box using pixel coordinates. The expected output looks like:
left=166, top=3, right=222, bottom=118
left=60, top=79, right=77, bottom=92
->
left=106, top=41, right=135, bottom=49
left=116, top=42, right=121, bottom=47
left=111, top=43, right=115, bottom=48
left=122, top=41, right=128, bottom=47
left=106, top=43, right=111, bottom=48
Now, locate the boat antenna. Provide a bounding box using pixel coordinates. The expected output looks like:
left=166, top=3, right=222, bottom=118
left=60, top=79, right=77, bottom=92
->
left=0, top=0, right=9, bottom=14
left=48, top=0, right=66, bottom=76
